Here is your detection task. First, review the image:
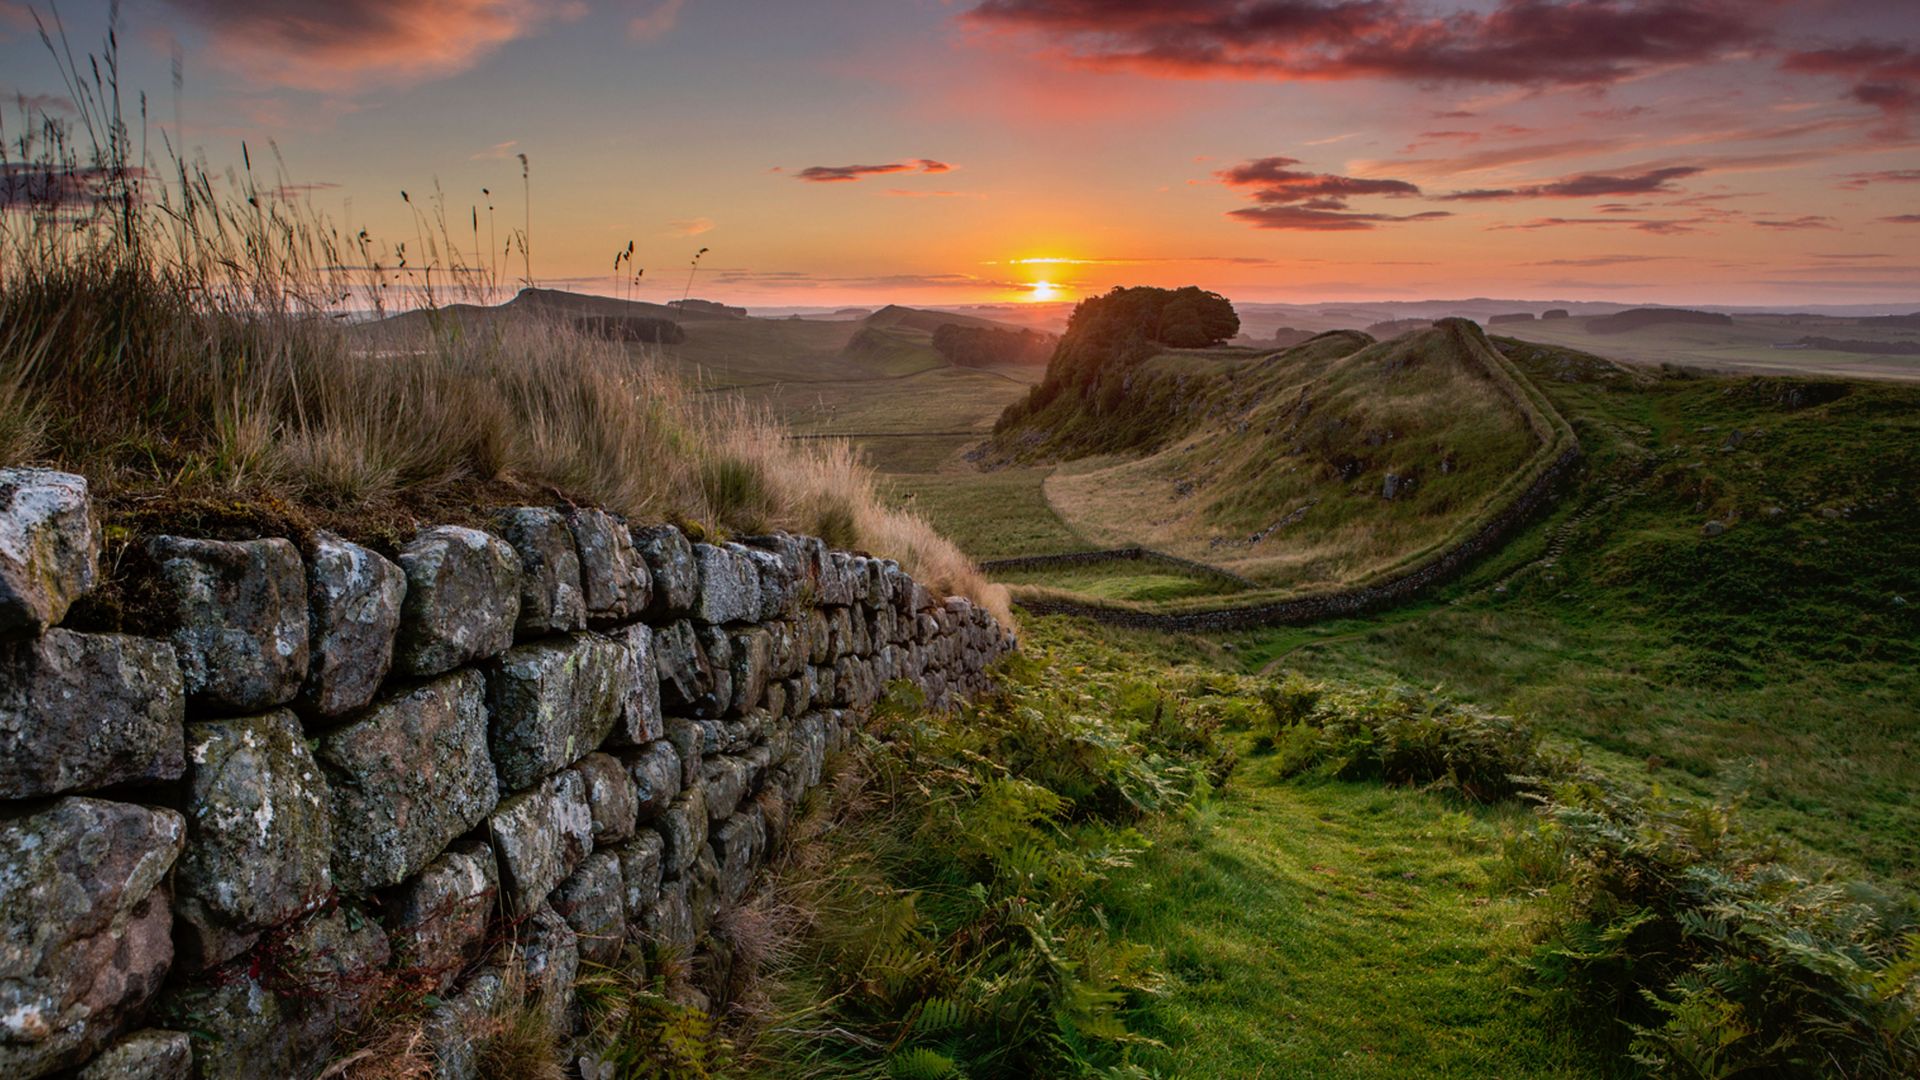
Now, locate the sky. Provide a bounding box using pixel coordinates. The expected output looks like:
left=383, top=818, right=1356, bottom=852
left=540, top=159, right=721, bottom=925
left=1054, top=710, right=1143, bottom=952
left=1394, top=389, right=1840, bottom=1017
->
left=3, top=0, right=1919, bottom=308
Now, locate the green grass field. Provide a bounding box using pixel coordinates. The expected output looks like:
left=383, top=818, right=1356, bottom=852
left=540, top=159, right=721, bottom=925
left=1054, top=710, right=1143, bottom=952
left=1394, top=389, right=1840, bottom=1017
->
left=1104, top=756, right=1598, bottom=1079
left=1499, top=313, right=1920, bottom=382
left=990, top=558, right=1247, bottom=604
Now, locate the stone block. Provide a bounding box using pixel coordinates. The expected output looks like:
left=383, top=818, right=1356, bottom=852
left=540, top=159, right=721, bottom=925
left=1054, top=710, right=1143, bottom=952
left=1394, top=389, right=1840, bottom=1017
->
left=639, top=874, right=694, bottom=962
left=174, top=711, right=332, bottom=967
left=384, top=840, right=499, bottom=991
left=567, top=508, right=650, bottom=622
left=0, top=798, right=182, bottom=1077
left=690, top=543, right=757, bottom=625
left=300, top=531, right=405, bottom=718
left=702, top=755, right=751, bottom=823
left=421, top=970, right=502, bottom=1080
left=572, top=751, right=639, bottom=844
left=610, top=622, right=663, bottom=746
left=486, top=632, right=627, bottom=790
left=632, top=524, right=697, bottom=619
left=613, top=832, right=664, bottom=923
left=621, top=739, right=682, bottom=823
left=494, top=507, right=585, bottom=636
left=0, top=629, right=183, bottom=799
left=552, top=850, right=624, bottom=965
left=395, top=526, right=520, bottom=676
left=711, top=809, right=765, bottom=907
left=657, top=784, right=708, bottom=878
left=690, top=623, right=734, bottom=717
left=740, top=546, right=793, bottom=621
left=0, top=468, right=98, bottom=635
left=147, top=536, right=307, bottom=713
left=74, top=1029, right=191, bottom=1080
left=517, top=905, right=578, bottom=1034
left=652, top=620, right=714, bottom=714
left=317, top=670, right=498, bottom=895
left=662, top=717, right=703, bottom=789
left=728, top=626, right=772, bottom=716
left=487, top=769, right=593, bottom=917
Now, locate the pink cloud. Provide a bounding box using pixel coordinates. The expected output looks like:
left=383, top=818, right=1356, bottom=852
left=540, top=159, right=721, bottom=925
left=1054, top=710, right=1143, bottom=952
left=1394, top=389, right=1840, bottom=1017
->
left=794, top=159, right=954, bottom=183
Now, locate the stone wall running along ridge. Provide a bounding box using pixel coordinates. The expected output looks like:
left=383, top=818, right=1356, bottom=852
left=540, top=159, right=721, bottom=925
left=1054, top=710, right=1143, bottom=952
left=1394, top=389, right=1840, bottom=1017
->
left=0, top=468, right=1014, bottom=1080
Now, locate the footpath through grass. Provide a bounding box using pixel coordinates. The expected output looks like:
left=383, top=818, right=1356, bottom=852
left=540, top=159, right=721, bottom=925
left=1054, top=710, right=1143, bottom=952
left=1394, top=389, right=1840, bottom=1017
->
left=1105, top=754, right=1596, bottom=1079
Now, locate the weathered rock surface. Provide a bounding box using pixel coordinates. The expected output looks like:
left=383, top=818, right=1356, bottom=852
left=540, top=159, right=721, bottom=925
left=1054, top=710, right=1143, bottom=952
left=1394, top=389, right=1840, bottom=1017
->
left=495, top=507, right=586, bottom=636
left=690, top=623, right=735, bottom=717
left=654, top=620, right=714, bottom=713
left=486, top=632, right=627, bottom=790
left=300, top=531, right=405, bottom=717
left=0, top=798, right=183, bottom=1077
left=147, top=536, right=308, bottom=713
left=174, top=711, right=333, bottom=967
left=384, top=839, right=499, bottom=991
left=316, top=670, right=499, bottom=895
left=728, top=626, right=772, bottom=716
left=691, top=542, right=758, bottom=625
left=488, top=768, right=593, bottom=916
left=657, top=784, right=708, bottom=878
left=552, top=850, right=625, bottom=964
left=518, top=905, right=578, bottom=1033
left=421, top=969, right=502, bottom=1080
left=711, top=808, right=765, bottom=906
left=633, top=524, right=697, bottom=619
left=638, top=875, right=694, bottom=960
left=610, top=622, right=663, bottom=746
left=613, top=831, right=664, bottom=923
left=0, top=468, right=98, bottom=635
left=0, top=629, right=183, bottom=799
left=395, top=526, right=520, bottom=677
left=573, top=752, right=639, bottom=844
left=622, top=739, right=682, bottom=823
left=74, top=1028, right=191, bottom=1080
left=569, top=508, right=651, bottom=622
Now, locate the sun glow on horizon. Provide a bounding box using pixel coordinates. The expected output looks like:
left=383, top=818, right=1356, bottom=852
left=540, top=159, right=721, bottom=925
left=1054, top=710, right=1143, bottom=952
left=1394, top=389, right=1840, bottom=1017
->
left=1026, top=280, right=1063, bottom=302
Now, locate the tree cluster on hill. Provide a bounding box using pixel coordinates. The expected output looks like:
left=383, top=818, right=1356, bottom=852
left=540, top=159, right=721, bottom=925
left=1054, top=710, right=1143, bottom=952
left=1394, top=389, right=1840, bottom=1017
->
left=992, top=286, right=1239, bottom=455
left=930, top=323, right=1056, bottom=367
left=1587, top=308, right=1732, bottom=334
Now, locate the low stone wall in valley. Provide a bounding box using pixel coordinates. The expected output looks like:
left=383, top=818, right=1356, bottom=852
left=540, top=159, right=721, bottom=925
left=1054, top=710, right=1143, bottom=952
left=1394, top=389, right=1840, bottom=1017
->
left=0, top=468, right=1013, bottom=1080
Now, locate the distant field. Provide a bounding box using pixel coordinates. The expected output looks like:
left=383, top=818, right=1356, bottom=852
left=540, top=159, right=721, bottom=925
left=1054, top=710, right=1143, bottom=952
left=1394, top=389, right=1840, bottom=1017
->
left=1499, top=313, right=1920, bottom=381
left=989, top=557, right=1246, bottom=604
left=880, top=467, right=1083, bottom=561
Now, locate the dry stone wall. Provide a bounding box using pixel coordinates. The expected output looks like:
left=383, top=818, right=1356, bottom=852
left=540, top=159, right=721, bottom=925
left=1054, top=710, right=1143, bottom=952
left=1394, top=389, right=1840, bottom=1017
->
left=0, top=468, right=1013, bottom=1080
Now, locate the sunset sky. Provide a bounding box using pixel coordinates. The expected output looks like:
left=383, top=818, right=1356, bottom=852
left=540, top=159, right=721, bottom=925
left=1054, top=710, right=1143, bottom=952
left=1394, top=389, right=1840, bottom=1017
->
left=4, top=0, right=1918, bottom=308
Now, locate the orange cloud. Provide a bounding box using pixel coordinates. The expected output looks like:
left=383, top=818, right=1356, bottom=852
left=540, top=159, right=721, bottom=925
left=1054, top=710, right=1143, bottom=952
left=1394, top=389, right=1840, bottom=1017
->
left=160, top=0, right=583, bottom=91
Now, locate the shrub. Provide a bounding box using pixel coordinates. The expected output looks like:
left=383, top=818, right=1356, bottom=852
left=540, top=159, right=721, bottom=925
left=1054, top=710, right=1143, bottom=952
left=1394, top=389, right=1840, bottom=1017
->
left=1514, top=782, right=1920, bottom=1077
left=1264, top=677, right=1549, bottom=802
left=745, top=629, right=1233, bottom=1078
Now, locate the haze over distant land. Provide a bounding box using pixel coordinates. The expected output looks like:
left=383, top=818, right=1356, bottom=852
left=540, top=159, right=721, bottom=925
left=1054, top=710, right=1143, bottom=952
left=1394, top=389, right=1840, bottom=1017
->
left=5, top=1, right=1916, bottom=308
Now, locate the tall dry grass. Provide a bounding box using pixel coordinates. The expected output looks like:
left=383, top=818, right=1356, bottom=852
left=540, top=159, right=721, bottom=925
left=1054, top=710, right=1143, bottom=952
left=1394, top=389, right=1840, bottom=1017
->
left=0, top=16, right=1008, bottom=622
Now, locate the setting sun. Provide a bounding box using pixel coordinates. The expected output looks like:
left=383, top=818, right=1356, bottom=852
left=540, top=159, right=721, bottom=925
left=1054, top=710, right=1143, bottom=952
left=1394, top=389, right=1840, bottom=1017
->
left=1027, top=281, right=1062, bottom=302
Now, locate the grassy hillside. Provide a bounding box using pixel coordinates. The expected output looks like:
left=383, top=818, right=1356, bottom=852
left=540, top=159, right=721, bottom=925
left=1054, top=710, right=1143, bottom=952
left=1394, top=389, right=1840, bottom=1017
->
left=1203, top=342, right=1920, bottom=884
left=1501, top=311, right=1920, bottom=381
left=1042, top=323, right=1550, bottom=590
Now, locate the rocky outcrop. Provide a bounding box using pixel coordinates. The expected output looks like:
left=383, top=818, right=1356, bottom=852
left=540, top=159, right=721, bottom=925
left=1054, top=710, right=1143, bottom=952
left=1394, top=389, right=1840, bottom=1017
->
left=0, top=470, right=1013, bottom=1079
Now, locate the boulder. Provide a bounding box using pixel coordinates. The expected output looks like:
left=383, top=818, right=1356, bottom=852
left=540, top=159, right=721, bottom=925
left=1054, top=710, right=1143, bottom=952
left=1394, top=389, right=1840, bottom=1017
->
left=0, top=629, right=183, bottom=799
left=0, top=468, right=98, bottom=635
left=299, top=531, right=405, bottom=718
left=74, top=1029, right=191, bottom=1080
left=494, top=507, right=586, bottom=636
left=147, top=536, right=308, bottom=713
left=395, top=526, right=521, bottom=677
left=486, top=633, right=628, bottom=790
left=173, top=711, right=333, bottom=968
left=612, top=832, right=665, bottom=923
left=552, top=850, right=625, bottom=965
left=632, top=525, right=697, bottom=619
left=315, top=670, right=499, bottom=895
left=690, top=543, right=757, bottom=625
left=487, top=769, right=594, bottom=916
left=0, top=798, right=183, bottom=1077
left=572, top=752, right=639, bottom=844
left=383, top=839, right=499, bottom=992
left=610, top=623, right=663, bottom=746
left=568, top=509, right=651, bottom=622
left=621, top=740, right=682, bottom=823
